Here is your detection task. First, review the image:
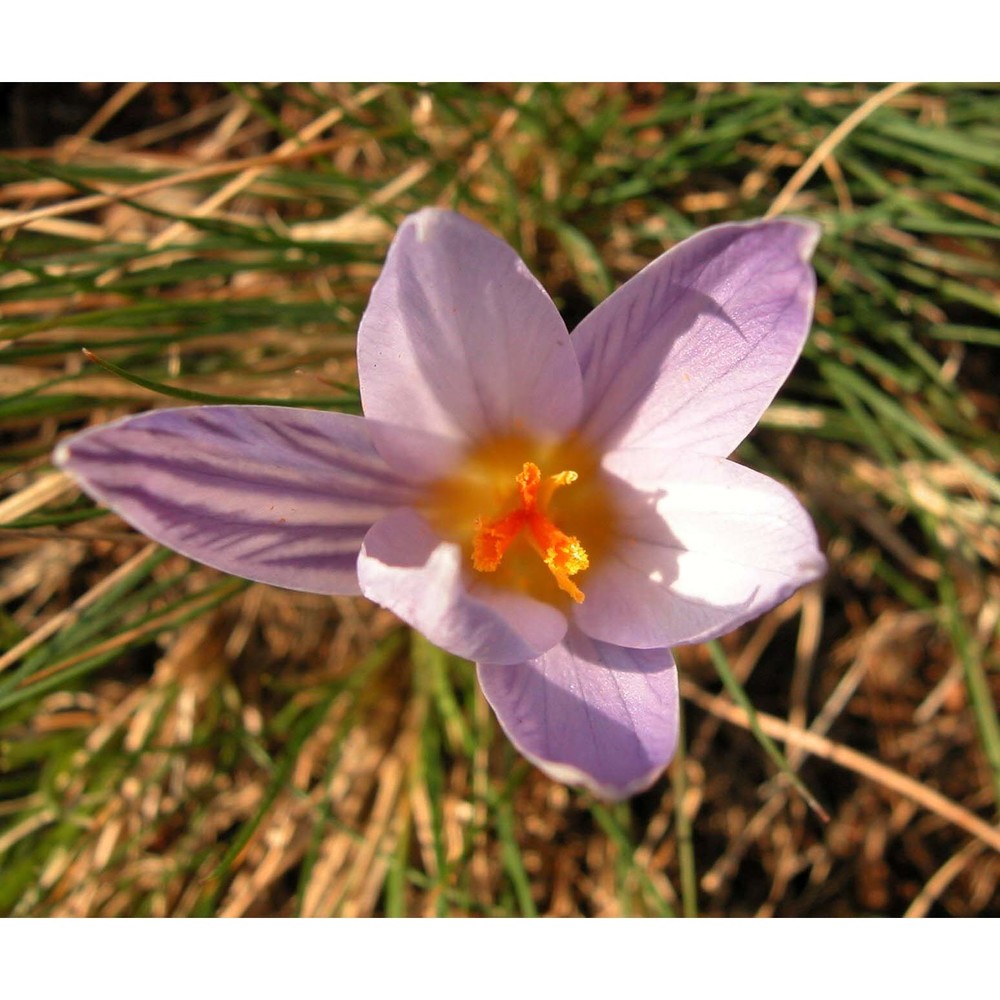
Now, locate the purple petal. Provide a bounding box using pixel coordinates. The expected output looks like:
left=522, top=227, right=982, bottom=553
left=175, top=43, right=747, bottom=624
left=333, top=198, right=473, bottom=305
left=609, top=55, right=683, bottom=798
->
left=572, top=218, right=820, bottom=456
left=477, top=626, right=678, bottom=800
left=574, top=451, right=826, bottom=648
left=358, top=508, right=567, bottom=663
left=358, top=208, right=583, bottom=455
left=54, top=406, right=417, bottom=595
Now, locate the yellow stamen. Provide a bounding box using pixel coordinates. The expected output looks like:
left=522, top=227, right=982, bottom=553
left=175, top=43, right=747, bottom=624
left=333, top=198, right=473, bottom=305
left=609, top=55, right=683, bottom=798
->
left=472, top=461, right=590, bottom=603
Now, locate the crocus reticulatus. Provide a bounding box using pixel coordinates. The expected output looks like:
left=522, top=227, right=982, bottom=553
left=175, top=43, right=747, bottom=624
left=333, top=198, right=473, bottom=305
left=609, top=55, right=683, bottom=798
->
left=56, top=209, right=825, bottom=799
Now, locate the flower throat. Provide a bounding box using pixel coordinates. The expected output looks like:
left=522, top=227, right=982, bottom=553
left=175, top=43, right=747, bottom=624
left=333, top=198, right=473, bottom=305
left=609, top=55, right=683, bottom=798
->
left=423, top=434, right=613, bottom=606
left=472, top=461, right=589, bottom=602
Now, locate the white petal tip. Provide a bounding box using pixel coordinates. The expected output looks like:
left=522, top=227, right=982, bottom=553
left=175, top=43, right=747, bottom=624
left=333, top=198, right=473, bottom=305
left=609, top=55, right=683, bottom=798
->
left=786, top=216, right=823, bottom=259
left=805, top=550, right=829, bottom=581
left=530, top=754, right=669, bottom=802
left=411, top=206, right=447, bottom=242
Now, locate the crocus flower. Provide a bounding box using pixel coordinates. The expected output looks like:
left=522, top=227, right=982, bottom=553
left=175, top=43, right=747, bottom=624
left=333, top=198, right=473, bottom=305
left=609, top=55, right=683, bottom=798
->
left=55, top=208, right=825, bottom=800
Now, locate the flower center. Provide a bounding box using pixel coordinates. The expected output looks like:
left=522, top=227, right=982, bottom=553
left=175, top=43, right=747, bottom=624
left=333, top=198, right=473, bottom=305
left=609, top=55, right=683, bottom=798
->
left=472, top=462, right=590, bottom=603
left=422, top=433, right=615, bottom=607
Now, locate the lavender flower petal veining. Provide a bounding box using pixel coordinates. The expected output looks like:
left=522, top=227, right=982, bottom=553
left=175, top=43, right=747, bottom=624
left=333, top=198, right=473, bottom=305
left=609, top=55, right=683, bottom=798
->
left=56, top=208, right=825, bottom=799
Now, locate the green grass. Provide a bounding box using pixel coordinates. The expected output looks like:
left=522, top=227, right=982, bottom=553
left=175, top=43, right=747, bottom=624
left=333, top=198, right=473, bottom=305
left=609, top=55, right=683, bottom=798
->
left=1, top=82, right=997, bottom=916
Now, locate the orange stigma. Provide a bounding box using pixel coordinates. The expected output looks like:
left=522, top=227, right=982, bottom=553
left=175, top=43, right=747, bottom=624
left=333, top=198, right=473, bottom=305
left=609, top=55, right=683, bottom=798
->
left=472, top=462, right=590, bottom=602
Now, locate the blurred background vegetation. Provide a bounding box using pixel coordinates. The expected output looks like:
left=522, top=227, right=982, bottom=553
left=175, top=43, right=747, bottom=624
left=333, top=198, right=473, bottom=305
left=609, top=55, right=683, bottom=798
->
left=0, top=82, right=996, bottom=916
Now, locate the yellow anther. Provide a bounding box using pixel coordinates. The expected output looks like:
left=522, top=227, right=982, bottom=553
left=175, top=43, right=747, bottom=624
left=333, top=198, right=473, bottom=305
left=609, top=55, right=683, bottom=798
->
left=471, top=461, right=590, bottom=602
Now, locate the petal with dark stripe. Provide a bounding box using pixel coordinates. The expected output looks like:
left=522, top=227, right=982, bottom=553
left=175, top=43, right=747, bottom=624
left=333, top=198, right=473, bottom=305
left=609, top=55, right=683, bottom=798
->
left=477, top=627, right=678, bottom=799
left=358, top=209, right=583, bottom=473
left=572, top=219, right=820, bottom=457
left=574, top=451, right=826, bottom=648
left=55, top=405, right=419, bottom=595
